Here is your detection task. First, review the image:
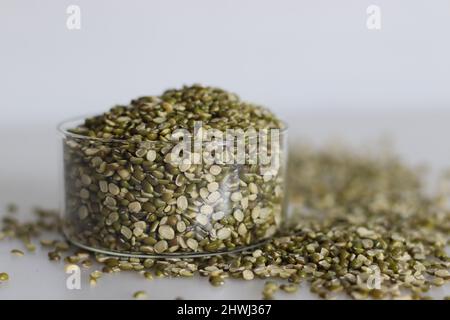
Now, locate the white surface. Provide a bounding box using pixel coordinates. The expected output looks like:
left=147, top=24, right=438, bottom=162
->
left=0, top=109, right=449, bottom=299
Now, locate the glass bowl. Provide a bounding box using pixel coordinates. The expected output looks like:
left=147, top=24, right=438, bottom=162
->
left=58, top=117, right=288, bottom=258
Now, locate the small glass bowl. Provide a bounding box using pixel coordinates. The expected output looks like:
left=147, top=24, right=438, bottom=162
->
left=58, top=117, right=288, bottom=258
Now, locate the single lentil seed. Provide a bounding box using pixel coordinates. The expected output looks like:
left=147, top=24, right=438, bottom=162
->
left=242, top=270, right=254, bottom=280
left=133, top=290, right=148, bottom=299
left=0, top=272, right=9, bottom=281
left=11, top=249, right=24, bottom=257
left=158, top=225, right=175, bottom=240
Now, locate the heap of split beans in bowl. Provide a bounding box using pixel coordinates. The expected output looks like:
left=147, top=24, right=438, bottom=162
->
left=63, top=85, right=285, bottom=255
left=1, top=144, right=449, bottom=299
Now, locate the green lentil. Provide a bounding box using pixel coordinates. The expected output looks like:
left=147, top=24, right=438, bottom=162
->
left=11, top=249, right=24, bottom=257
left=143, top=271, right=153, bottom=280
left=90, top=270, right=102, bottom=280
left=263, top=281, right=279, bottom=300
left=81, top=259, right=93, bottom=268
left=242, top=270, right=254, bottom=280
left=0, top=272, right=9, bottom=282
left=280, top=283, right=299, bottom=294
left=40, top=239, right=55, bottom=247
left=133, top=290, right=148, bottom=299
left=209, top=275, right=225, bottom=287
left=48, top=251, right=61, bottom=261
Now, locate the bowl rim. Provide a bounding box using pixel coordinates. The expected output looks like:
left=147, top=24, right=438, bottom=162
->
left=57, top=114, right=289, bottom=145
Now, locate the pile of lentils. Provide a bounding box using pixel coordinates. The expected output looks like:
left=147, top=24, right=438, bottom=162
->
left=1, top=144, right=449, bottom=299
left=63, top=85, right=285, bottom=255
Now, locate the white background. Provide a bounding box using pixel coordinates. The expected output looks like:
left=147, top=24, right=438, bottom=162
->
left=1, top=0, right=450, bottom=127
left=1, top=0, right=450, bottom=299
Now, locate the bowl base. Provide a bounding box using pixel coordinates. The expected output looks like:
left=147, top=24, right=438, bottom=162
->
left=64, top=232, right=271, bottom=259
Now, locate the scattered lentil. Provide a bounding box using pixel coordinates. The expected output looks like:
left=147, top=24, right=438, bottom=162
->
left=0, top=272, right=9, bottom=282
left=1, top=144, right=449, bottom=300
left=209, top=275, right=225, bottom=287
left=133, top=290, right=148, bottom=299
left=10, top=249, right=24, bottom=257
left=242, top=270, right=254, bottom=280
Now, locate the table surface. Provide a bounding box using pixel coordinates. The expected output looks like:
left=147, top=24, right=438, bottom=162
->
left=1, top=109, right=449, bottom=299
